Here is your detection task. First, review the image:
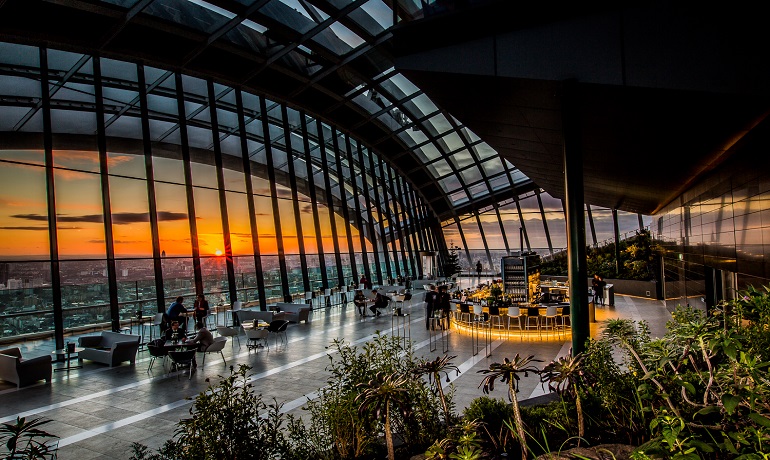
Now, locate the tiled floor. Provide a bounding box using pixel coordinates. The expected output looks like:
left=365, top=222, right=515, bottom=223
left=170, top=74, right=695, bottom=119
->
left=0, top=290, right=671, bottom=460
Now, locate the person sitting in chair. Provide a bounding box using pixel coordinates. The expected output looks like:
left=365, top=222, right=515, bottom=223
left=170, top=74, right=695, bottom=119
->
left=369, top=289, right=387, bottom=317
left=183, top=321, right=214, bottom=368
left=163, top=321, right=187, bottom=342
left=354, top=289, right=368, bottom=316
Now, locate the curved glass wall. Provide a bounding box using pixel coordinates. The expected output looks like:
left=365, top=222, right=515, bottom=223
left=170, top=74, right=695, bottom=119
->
left=0, top=42, right=435, bottom=349
left=442, top=190, right=653, bottom=275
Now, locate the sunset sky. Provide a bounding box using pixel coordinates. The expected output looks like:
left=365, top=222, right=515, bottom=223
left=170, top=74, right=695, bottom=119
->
left=0, top=149, right=374, bottom=260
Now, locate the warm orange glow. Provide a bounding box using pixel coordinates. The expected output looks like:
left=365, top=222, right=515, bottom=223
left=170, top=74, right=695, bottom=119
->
left=215, top=249, right=223, bottom=256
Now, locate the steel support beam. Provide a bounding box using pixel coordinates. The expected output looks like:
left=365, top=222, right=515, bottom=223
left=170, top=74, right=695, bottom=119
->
left=563, top=80, right=589, bottom=356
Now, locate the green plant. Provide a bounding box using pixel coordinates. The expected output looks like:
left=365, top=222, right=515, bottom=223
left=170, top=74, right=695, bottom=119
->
left=356, top=371, right=412, bottom=460
left=426, top=419, right=485, bottom=460
left=130, top=365, right=291, bottom=460
left=598, top=294, right=770, bottom=457
left=478, top=354, right=542, bottom=460
left=443, top=245, right=463, bottom=278
left=299, top=333, right=446, bottom=459
left=0, top=416, right=58, bottom=460
left=540, top=351, right=592, bottom=440
left=463, top=396, right=513, bottom=452
left=415, top=354, right=460, bottom=425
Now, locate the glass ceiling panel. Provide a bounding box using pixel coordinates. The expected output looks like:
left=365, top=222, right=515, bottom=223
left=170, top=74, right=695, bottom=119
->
left=330, top=21, right=366, bottom=49
left=280, top=50, right=322, bottom=76
left=467, top=182, right=489, bottom=199
left=461, top=126, right=481, bottom=143
left=414, top=144, right=441, bottom=163
left=398, top=129, right=427, bottom=147
left=459, top=166, right=483, bottom=185
left=451, top=190, right=469, bottom=206
left=475, top=142, right=498, bottom=160
left=351, top=0, right=391, bottom=34
left=402, top=93, right=438, bottom=118
left=448, top=150, right=475, bottom=170
left=510, top=168, right=529, bottom=185
left=143, top=0, right=233, bottom=35
left=224, top=23, right=269, bottom=53
left=437, top=131, right=465, bottom=152
left=259, top=0, right=316, bottom=34
left=376, top=111, right=403, bottom=132
left=439, top=176, right=461, bottom=193
left=480, top=157, right=504, bottom=177
left=102, top=86, right=139, bottom=105
left=94, top=0, right=533, bottom=217
left=489, top=174, right=511, bottom=191
left=380, top=74, right=418, bottom=100
left=312, top=23, right=359, bottom=55
left=423, top=113, right=451, bottom=137
left=426, top=158, right=452, bottom=178
left=303, top=2, right=330, bottom=20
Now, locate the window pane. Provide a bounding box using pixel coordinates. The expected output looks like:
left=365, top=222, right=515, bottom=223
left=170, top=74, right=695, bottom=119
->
left=193, top=187, right=225, bottom=257
left=54, top=168, right=106, bottom=259
left=110, top=176, right=153, bottom=257
left=0, top=160, right=50, bottom=258
left=227, top=191, right=254, bottom=256
left=0, top=262, right=54, bottom=347
left=60, top=260, right=109, bottom=331
left=155, top=182, right=191, bottom=257
left=253, top=194, right=276, bottom=255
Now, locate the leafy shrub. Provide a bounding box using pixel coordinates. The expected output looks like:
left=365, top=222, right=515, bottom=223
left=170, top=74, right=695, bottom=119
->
left=130, top=365, right=292, bottom=460
left=462, top=396, right=513, bottom=450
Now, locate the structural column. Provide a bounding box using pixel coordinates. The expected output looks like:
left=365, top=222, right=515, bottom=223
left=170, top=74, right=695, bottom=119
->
left=562, top=80, right=589, bottom=356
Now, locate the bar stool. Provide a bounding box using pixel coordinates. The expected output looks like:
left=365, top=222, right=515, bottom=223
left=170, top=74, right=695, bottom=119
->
left=148, top=313, right=165, bottom=341
left=458, top=303, right=471, bottom=324
left=506, top=306, right=523, bottom=340
left=541, top=305, right=561, bottom=336
left=488, top=304, right=506, bottom=333
left=204, top=310, right=216, bottom=330
left=226, top=301, right=242, bottom=327
left=524, top=306, right=540, bottom=336
left=324, top=288, right=332, bottom=308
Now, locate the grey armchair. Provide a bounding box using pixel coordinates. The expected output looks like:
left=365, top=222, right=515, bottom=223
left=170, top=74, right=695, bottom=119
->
left=201, top=336, right=228, bottom=365
left=0, top=347, right=52, bottom=388
left=78, top=331, right=141, bottom=367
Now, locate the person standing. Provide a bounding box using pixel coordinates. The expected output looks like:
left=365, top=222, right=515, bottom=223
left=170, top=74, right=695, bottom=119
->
left=592, top=274, right=606, bottom=306
left=424, top=285, right=437, bottom=330
left=166, top=296, right=188, bottom=329
left=476, top=261, right=483, bottom=277
left=437, top=285, right=451, bottom=329
left=597, top=275, right=606, bottom=306
left=193, top=294, right=209, bottom=323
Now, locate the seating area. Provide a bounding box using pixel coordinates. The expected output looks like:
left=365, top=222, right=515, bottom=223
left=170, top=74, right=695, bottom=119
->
left=78, top=331, right=141, bottom=367
left=0, top=347, right=52, bottom=388
left=273, top=303, right=311, bottom=323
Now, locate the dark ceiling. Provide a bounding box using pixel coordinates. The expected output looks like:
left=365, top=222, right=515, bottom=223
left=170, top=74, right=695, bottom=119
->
left=392, top=1, right=770, bottom=215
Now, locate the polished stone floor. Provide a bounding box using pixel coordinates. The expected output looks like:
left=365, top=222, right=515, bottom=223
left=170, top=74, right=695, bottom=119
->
left=0, top=289, right=671, bottom=460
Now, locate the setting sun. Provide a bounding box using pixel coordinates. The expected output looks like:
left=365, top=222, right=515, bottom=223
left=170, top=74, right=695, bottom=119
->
left=214, top=249, right=223, bottom=256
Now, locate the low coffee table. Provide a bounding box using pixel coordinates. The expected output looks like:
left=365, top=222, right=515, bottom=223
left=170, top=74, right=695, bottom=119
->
left=52, top=347, right=84, bottom=372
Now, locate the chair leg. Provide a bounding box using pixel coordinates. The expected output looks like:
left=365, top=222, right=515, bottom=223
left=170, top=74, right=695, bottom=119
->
left=220, top=351, right=226, bottom=365
left=202, top=353, right=206, bottom=366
